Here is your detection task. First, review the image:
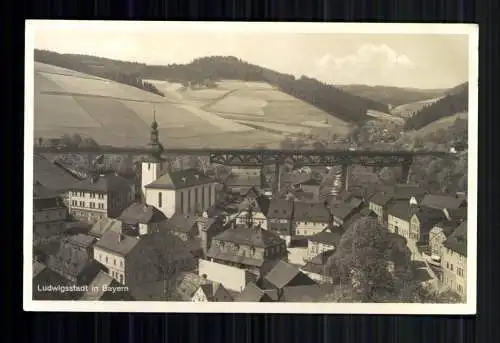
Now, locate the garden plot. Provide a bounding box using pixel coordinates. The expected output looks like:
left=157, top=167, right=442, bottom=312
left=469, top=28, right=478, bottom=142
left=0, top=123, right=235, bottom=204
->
left=176, top=103, right=252, bottom=133
left=206, top=95, right=268, bottom=116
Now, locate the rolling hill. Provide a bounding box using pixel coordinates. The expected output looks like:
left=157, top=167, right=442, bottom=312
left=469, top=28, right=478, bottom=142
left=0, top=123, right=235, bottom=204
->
left=336, top=84, right=447, bottom=107
left=390, top=97, right=443, bottom=118
left=403, top=82, right=468, bottom=131
left=34, top=50, right=390, bottom=124
left=33, top=62, right=352, bottom=149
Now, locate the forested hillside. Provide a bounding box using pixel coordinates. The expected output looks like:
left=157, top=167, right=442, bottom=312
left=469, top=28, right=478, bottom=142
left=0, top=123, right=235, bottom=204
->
left=34, top=50, right=389, bottom=124
left=404, top=82, right=468, bottom=131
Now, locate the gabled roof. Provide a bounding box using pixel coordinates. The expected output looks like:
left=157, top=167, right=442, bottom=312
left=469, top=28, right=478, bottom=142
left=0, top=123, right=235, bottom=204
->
left=33, top=181, right=58, bottom=199
left=68, top=234, right=96, bottom=249
left=309, top=250, right=336, bottom=265
left=70, top=173, right=132, bottom=192
left=89, top=217, right=123, bottom=237
left=34, top=154, right=80, bottom=193
left=166, top=213, right=199, bottom=233
left=370, top=192, right=393, bottom=206
left=119, top=203, right=167, bottom=225
left=237, top=194, right=270, bottom=214
left=308, top=230, right=342, bottom=246
left=264, top=260, right=301, bottom=289
left=329, top=202, right=357, bottom=221
left=236, top=282, right=270, bottom=302
left=421, top=194, right=466, bottom=210
left=94, top=230, right=141, bottom=256
left=433, top=219, right=464, bottom=237
left=411, top=207, right=447, bottom=232
left=443, top=220, right=467, bottom=256
left=199, top=283, right=233, bottom=302
left=146, top=168, right=215, bottom=190
left=212, top=223, right=284, bottom=248
left=294, top=202, right=330, bottom=223
left=34, top=196, right=66, bottom=212
left=387, top=201, right=412, bottom=220
left=267, top=199, right=294, bottom=219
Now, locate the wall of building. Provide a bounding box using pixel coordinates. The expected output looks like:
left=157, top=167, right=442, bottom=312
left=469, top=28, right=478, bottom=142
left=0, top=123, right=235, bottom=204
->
left=302, top=270, right=333, bottom=284
left=236, top=211, right=268, bottom=229
left=191, top=287, right=208, bottom=302
left=410, top=215, right=420, bottom=242
left=301, top=185, right=320, bottom=200
left=93, top=247, right=126, bottom=284
left=198, top=259, right=257, bottom=292
left=440, top=246, right=467, bottom=299
left=34, top=207, right=68, bottom=238
left=429, top=227, right=447, bottom=257
left=307, top=241, right=335, bottom=260
left=369, top=202, right=384, bottom=222
left=146, top=188, right=177, bottom=218
left=388, top=215, right=410, bottom=240
left=295, top=221, right=328, bottom=236
left=69, top=191, right=108, bottom=223
left=141, top=161, right=161, bottom=197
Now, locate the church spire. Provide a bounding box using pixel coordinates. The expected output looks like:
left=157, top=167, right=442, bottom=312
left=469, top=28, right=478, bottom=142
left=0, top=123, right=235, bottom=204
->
left=147, top=104, right=163, bottom=161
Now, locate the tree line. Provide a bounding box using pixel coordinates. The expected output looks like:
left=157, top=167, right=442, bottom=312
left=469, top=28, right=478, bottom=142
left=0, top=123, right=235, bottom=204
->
left=35, top=51, right=390, bottom=124
left=404, top=83, right=468, bottom=131
left=35, top=50, right=164, bottom=97
left=36, top=133, right=99, bottom=149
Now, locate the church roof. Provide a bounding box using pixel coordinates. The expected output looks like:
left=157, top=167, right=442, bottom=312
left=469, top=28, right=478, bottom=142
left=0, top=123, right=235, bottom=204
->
left=145, top=169, right=215, bottom=190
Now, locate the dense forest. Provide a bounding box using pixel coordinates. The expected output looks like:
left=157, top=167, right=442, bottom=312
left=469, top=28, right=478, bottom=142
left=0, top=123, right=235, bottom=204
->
left=336, top=84, right=446, bottom=107
left=34, top=50, right=165, bottom=97
left=404, top=82, right=468, bottom=131
left=34, top=51, right=390, bottom=124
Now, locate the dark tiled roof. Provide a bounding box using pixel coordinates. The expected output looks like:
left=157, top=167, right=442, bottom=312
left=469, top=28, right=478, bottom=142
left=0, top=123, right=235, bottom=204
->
left=206, top=248, right=265, bottom=267
left=370, top=192, right=393, bottom=206
left=392, top=184, right=427, bottom=199
left=309, top=250, right=336, bottom=265
left=213, top=223, right=284, bottom=248
left=33, top=260, right=47, bottom=278
left=280, top=284, right=325, bottom=302
left=294, top=202, right=330, bottom=223
left=80, top=271, right=135, bottom=300
left=434, top=219, right=464, bottom=237
left=421, top=194, right=466, bottom=210
left=308, top=230, right=342, bottom=246
left=267, top=199, right=294, bottom=219
left=329, top=202, right=357, bottom=221
left=89, top=218, right=123, bottom=237
left=264, top=260, right=301, bottom=289
left=94, top=230, right=141, bottom=256
left=34, top=154, right=80, bottom=193
left=237, top=194, right=270, bottom=214
left=166, top=213, right=199, bottom=233
left=448, top=207, right=468, bottom=221
left=387, top=201, right=412, bottom=220
left=70, top=174, right=132, bottom=192
left=236, top=282, right=269, bottom=302
left=224, top=174, right=262, bottom=187
left=443, top=220, right=467, bottom=256
left=199, top=283, right=234, bottom=302
left=412, top=207, right=447, bottom=233
left=33, top=181, right=58, bottom=198
left=119, top=203, right=167, bottom=225
left=146, top=168, right=215, bottom=190
left=34, top=196, right=66, bottom=212
left=68, top=234, right=96, bottom=248
left=301, top=261, right=331, bottom=276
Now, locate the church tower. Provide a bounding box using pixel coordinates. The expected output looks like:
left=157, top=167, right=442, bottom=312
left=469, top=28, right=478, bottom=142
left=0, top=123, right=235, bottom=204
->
left=141, top=106, right=164, bottom=199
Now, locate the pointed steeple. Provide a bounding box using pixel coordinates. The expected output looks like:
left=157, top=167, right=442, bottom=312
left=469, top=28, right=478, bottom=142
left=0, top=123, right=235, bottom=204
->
left=147, top=104, right=164, bottom=161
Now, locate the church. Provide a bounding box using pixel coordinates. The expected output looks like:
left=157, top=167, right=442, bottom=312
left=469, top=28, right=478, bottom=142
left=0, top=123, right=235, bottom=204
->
left=140, top=113, right=219, bottom=218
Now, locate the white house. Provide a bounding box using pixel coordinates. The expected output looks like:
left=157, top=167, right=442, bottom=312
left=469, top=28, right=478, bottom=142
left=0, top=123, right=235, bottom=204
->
left=143, top=168, right=218, bottom=218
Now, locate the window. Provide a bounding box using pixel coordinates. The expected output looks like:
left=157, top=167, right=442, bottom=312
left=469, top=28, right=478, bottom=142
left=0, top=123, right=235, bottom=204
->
left=120, top=260, right=123, bottom=267
left=158, top=192, right=162, bottom=207
left=106, top=256, right=108, bottom=263
left=114, top=259, right=116, bottom=266
left=446, top=262, right=449, bottom=269
left=80, top=201, right=85, bottom=207
left=458, top=284, right=463, bottom=294
left=180, top=191, right=184, bottom=213
left=119, top=274, right=123, bottom=284
left=208, top=185, right=212, bottom=206
left=195, top=187, right=199, bottom=206
left=450, top=264, right=454, bottom=272
left=188, top=190, right=192, bottom=212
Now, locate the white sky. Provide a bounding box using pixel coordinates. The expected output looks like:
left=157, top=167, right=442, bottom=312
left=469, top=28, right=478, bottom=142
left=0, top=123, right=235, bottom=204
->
left=32, top=22, right=471, bottom=89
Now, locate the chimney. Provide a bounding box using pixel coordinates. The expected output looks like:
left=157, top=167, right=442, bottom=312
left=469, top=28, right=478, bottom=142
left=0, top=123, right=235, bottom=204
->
left=118, top=233, right=125, bottom=242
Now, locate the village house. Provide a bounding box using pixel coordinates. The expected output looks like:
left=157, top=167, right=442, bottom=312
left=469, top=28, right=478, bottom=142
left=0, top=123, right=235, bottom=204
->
left=293, top=202, right=331, bottom=237
left=32, top=260, right=82, bottom=300
left=387, top=200, right=415, bottom=240
left=306, top=228, right=343, bottom=261
left=33, top=181, right=68, bottom=239
left=80, top=271, right=135, bottom=301
left=144, top=168, right=218, bottom=218
left=68, top=173, right=135, bottom=223
left=89, top=217, right=123, bottom=239
left=118, top=202, right=167, bottom=237
left=257, top=260, right=325, bottom=302
left=93, top=227, right=195, bottom=287
left=266, top=199, right=294, bottom=246
left=199, top=220, right=288, bottom=291
left=34, top=154, right=81, bottom=206
left=165, top=213, right=200, bottom=241
left=409, top=207, right=448, bottom=250
left=236, top=282, right=274, bottom=302
left=441, top=220, right=467, bottom=299
left=223, top=168, right=264, bottom=196
left=300, top=250, right=335, bottom=284
left=235, top=194, right=270, bottom=229
left=46, top=234, right=102, bottom=285
left=329, top=202, right=358, bottom=227
left=421, top=194, right=467, bottom=212
left=295, top=178, right=322, bottom=201
left=429, top=219, right=464, bottom=260
left=191, top=282, right=233, bottom=302
left=369, top=192, right=393, bottom=223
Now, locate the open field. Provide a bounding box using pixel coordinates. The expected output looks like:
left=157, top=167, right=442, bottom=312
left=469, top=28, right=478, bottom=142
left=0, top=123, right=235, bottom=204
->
left=401, top=112, right=468, bottom=140
left=34, top=62, right=353, bottom=148
left=391, top=97, right=443, bottom=118
left=366, top=110, right=405, bottom=125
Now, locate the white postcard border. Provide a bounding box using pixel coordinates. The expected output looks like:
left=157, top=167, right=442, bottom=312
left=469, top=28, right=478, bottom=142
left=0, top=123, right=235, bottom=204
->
left=23, top=20, right=479, bottom=314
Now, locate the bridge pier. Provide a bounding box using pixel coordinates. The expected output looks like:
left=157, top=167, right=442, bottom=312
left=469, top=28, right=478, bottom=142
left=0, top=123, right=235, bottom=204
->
left=274, top=163, right=281, bottom=194
left=401, top=159, right=412, bottom=184
left=340, top=164, right=350, bottom=192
